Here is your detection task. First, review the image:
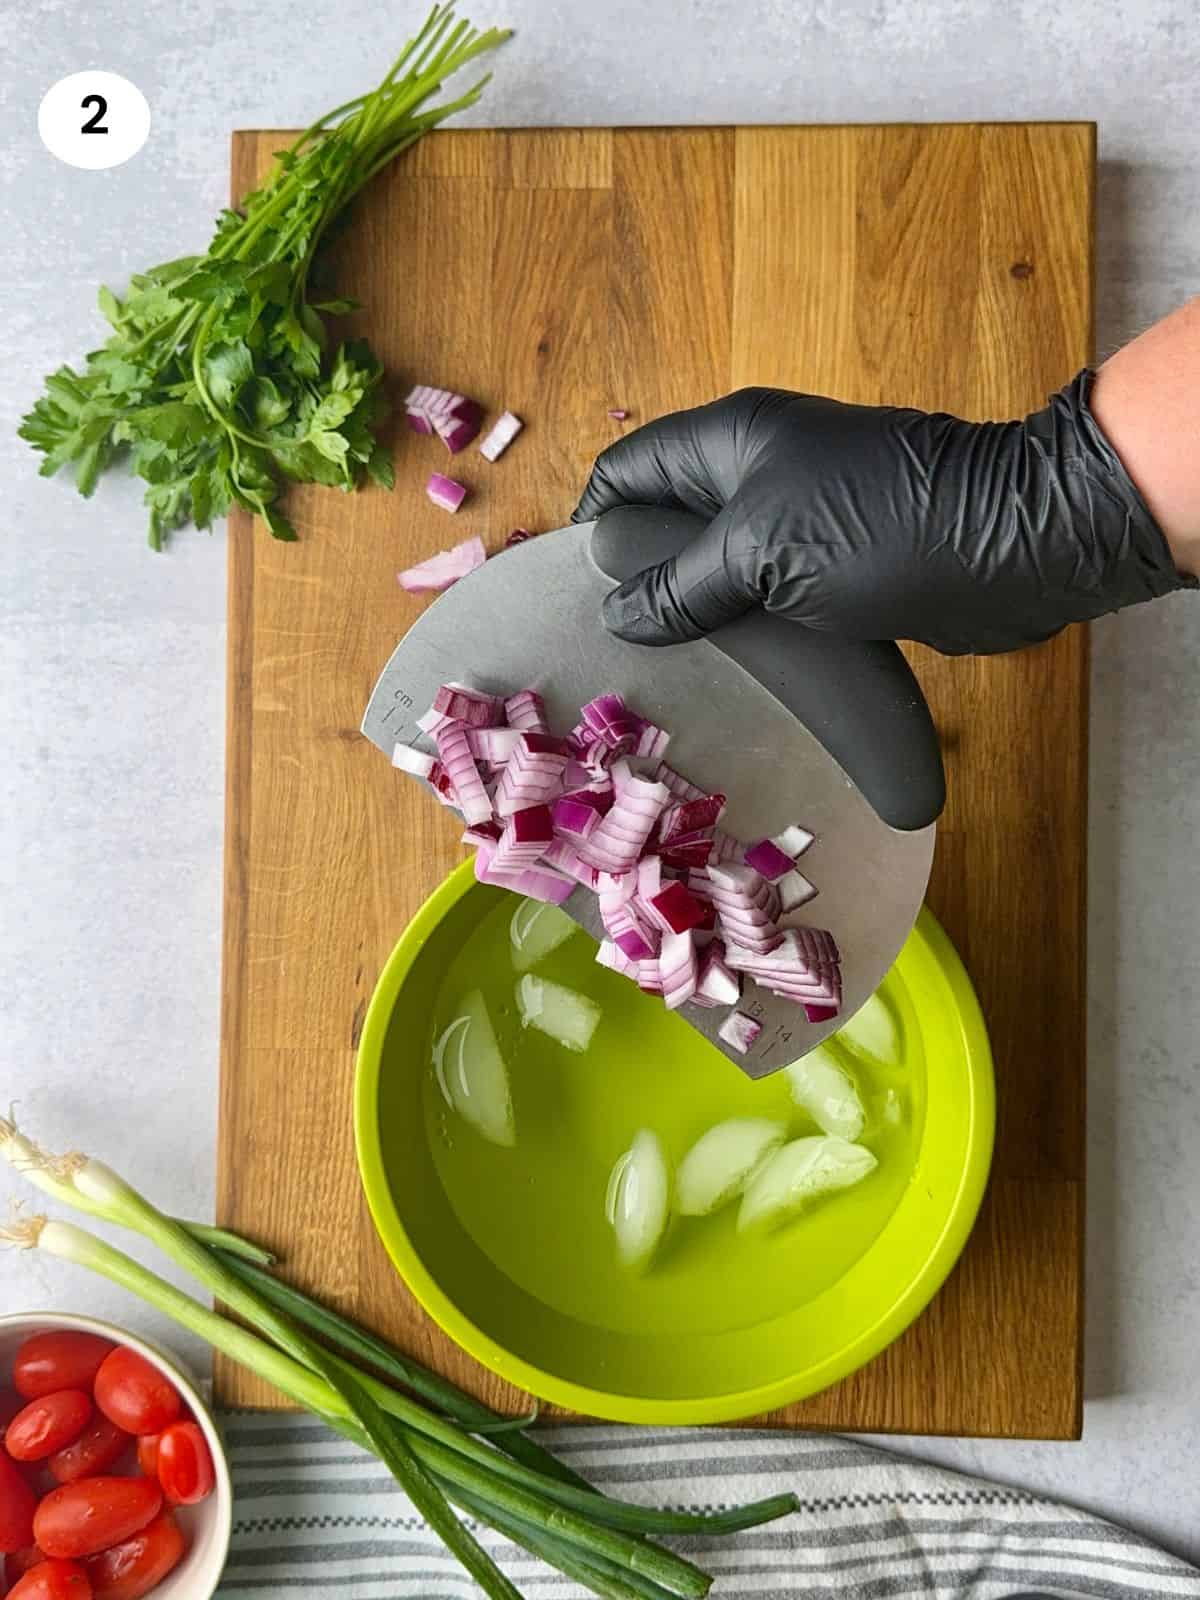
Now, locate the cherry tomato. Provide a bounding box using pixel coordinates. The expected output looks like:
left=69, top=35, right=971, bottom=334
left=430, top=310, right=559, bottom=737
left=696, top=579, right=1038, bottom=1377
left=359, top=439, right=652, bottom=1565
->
left=132, top=1437, right=158, bottom=1479
left=5, top=1544, right=46, bottom=1586
left=13, top=1337, right=114, bottom=1403
left=47, top=1418, right=130, bottom=1485
left=6, top=1394, right=93, bottom=1463
left=153, top=1422, right=214, bottom=1506
left=33, top=1478, right=162, bottom=1560
left=0, top=1451, right=37, bottom=1552
left=7, top=1558, right=93, bottom=1600
left=83, top=1515, right=184, bottom=1600
left=91, top=1353, right=180, bottom=1439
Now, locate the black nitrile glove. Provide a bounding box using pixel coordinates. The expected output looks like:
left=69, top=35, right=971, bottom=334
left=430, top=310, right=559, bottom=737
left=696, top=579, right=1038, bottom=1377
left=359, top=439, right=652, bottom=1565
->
left=573, top=370, right=1194, bottom=655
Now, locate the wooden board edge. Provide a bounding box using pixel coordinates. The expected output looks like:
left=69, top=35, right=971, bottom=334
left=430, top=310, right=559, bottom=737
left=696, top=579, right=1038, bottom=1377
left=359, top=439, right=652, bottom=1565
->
left=215, top=130, right=263, bottom=1401
left=215, top=124, right=1093, bottom=1434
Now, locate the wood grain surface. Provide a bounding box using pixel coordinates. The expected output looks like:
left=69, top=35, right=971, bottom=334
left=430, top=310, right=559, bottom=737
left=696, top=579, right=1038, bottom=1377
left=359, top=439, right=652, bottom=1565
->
left=218, top=123, right=1092, bottom=1436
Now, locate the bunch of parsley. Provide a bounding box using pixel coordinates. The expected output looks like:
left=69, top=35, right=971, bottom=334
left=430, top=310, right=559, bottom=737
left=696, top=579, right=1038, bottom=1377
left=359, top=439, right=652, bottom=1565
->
left=19, top=7, right=509, bottom=549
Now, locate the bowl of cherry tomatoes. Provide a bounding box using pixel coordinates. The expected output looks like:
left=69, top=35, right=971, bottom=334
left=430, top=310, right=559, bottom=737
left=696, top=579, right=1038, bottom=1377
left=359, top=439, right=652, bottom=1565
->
left=0, top=1314, right=232, bottom=1600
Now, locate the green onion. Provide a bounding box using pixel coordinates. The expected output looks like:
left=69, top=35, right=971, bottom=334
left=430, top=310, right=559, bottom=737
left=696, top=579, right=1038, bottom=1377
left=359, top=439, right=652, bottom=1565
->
left=0, top=1113, right=799, bottom=1600
left=212, top=1247, right=589, bottom=1488
left=455, top=1489, right=682, bottom=1600
left=5, top=1218, right=651, bottom=1600
left=183, top=1221, right=275, bottom=1265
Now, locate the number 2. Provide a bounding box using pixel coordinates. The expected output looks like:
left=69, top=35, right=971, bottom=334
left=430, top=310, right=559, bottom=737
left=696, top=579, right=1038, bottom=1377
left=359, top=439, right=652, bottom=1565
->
left=81, top=94, right=108, bottom=134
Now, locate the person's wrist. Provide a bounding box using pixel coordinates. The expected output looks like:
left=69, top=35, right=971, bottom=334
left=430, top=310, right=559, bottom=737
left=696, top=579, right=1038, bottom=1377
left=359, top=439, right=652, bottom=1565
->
left=1091, top=320, right=1200, bottom=579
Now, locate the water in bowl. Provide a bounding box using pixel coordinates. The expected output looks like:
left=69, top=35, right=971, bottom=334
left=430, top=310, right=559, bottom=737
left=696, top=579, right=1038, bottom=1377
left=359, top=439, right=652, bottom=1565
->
left=423, top=897, right=924, bottom=1338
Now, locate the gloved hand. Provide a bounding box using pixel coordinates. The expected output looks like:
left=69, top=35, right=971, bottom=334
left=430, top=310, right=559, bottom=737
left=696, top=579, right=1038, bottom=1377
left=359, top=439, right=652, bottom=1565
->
left=573, top=371, right=1193, bottom=655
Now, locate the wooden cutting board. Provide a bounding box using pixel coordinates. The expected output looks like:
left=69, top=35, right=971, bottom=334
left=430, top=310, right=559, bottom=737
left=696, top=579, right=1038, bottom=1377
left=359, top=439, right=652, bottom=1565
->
left=218, top=123, right=1090, bottom=1437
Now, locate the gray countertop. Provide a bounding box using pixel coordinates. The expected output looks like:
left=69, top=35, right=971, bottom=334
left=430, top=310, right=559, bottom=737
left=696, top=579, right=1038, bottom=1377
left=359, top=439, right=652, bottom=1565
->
left=3, top=0, right=1199, bottom=1566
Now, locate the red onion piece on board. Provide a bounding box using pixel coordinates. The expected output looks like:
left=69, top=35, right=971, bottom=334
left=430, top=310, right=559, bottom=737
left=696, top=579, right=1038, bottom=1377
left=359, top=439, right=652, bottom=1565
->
left=398, top=535, right=486, bottom=592
left=479, top=410, right=523, bottom=462
left=427, top=472, right=468, bottom=513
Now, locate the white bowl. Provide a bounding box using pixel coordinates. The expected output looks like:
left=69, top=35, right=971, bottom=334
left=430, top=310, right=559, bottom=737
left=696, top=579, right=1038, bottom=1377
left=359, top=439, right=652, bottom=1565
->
left=0, top=1312, right=232, bottom=1599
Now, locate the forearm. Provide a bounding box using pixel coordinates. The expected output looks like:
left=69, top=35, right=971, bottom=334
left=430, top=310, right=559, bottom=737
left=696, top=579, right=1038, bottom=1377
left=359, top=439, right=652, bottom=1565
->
left=1090, top=297, right=1200, bottom=577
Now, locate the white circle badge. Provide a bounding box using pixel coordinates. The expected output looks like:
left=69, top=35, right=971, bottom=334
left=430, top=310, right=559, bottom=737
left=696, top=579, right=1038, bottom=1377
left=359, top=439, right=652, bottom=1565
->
left=38, top=71, right=151, bottom=171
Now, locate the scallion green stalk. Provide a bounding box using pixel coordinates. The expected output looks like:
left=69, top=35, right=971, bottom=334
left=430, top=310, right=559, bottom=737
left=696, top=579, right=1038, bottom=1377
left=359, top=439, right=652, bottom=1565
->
left=212, top=1247, right=589, bottom=1487
left=44, top=1148, right=792, bottom=1544
left=0, top=1114, right=800, bottom=1600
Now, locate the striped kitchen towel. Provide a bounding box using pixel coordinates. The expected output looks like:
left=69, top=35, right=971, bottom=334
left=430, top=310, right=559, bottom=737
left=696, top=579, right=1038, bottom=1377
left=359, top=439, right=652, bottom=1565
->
left=215, top=1412, right=1199, bottom=1599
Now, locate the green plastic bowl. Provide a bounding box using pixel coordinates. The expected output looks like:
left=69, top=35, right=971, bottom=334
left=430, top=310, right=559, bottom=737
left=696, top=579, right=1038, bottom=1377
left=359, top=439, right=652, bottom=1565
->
left=355, top=862, right=994, bottom=1424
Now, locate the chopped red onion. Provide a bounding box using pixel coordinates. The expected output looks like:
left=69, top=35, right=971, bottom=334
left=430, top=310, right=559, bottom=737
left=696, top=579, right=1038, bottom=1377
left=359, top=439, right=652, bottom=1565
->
left=774, top=824, right=815, bottom=859
left=708, top=862, right=767, bottom=898
left=596, top=939, right=638, bottom=978
left=603, top=899, right=658, bottom=962
left=434, top=723, right=493, bottom=825
left=428, top=760, right=460, bottom=809
left=427, top=472, right=468, bottom=513
left=660, top=793, right=726, bottom=841
left=709, top=829, right=743, bottom=864
left=494, top=733, right=570, bottom=817
left=553, top=791, right=606, bottom=839
left=743, top=838, right=796, bottom=881
left=479, top=410, right=524, bottom=462
left=607, top=408, right=629, bottom=420
left=398, top=535, right=486, bottom=593
left=594, top=869, right=635, bottom=897
left=637, top=958, right=663, bottom=995
left=521, top=731, right=571, bottom=757
left=813, top=931, right=842, bottom=966
left=406, top=386, right=483, bottom=453
left=578, top=774, right=668, bottom=871
left=652, top=762, right=706, bottom=802
left=480, top=858, right=574, bottom=904
left=659, top=928, right=698, bottom=1009
left=636, top=855, right=662, bottom=901
left=433, top=683, right=504, bottom=728
left=387, top=679, right=840, bottom=1045
left=461, top=820, right=503, bottom=848
left=634, top=721, right=670, bottom=760
left=777, top=868, right=818, bottom=912
left=467, top=727, right=522, bottom=763
left=644, top=881, right=708, bottom=936
left=581, top=693, right=643, bottom=751
left=439, top=409, right=483, bottom=454
left=718, top=1011, right=763, bottom=1054
left=542, top=837, right=591, bottom=882
left=391, top=742, right=436, bottom=778
left=696, top=942, right=742, bottom=1006
left=489, top=805, right=555, bottom=876
left=505, top=528, right=533, bottom=548
left=658, top=833, right=717, bottom=870
left=504, top=690, right=548, bottom=732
